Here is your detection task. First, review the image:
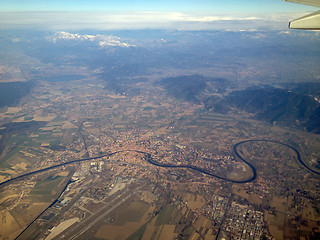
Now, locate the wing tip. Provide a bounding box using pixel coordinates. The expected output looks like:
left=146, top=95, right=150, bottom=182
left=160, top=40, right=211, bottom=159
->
left=288, top=10, right=320, bottom=30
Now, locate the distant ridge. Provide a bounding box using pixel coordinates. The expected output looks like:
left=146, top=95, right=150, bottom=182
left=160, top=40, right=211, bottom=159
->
left=158, top=75, right=320, bottom=133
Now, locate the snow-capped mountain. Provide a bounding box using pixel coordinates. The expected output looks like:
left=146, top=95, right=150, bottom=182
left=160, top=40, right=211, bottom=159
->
left=48, top=32, right=135, bottom=48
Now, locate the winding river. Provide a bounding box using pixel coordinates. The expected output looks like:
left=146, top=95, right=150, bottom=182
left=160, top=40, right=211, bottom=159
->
left=1, top=140, right=319, bottom=188
left=3, top=139, right=319, bottom=240
left=234, top=139, right=320, bottom=176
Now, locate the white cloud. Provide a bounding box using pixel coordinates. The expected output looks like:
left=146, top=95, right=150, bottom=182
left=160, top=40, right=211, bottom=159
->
left=0, top=11, right=314, bottom=30
left=278, top=30, right=291, bottom=34
left=11, top=38, right=20, bottom=42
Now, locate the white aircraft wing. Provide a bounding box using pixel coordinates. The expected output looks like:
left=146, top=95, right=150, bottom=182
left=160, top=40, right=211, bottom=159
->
left=284, top=0, right=320, bottom=29
left=285, top=0, right=320, bottom=8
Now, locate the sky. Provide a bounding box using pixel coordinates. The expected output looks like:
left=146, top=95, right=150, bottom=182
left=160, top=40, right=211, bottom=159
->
left=0, top=0, right=317, bottom=12
left=0, top=0, right=318, bottom=30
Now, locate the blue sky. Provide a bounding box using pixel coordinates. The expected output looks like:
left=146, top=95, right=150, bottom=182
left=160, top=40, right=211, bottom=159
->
left=0, top=0, right=318, bottom=30
left=0, top=0, right=317, bottom=12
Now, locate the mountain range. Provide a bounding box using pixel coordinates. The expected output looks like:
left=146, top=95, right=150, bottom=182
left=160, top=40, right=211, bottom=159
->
left=158, top=75, right=320, bottom=133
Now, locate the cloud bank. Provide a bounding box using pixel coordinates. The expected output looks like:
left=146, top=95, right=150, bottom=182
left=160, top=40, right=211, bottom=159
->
left=0, top=11, right=313, bottom=31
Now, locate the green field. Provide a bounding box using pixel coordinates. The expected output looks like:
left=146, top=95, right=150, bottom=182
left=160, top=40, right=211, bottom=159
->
left=155, top=204, right=182, bottom=226
left=0, top=146, right=23, bottom=168
left=126, top=222, right=148, bottom=240
left=114, top=200, right=150, bottom=226
left=29, top=175, right=64, bottom=202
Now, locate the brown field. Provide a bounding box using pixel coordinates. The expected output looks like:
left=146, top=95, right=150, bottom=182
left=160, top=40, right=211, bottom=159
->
left=189, top=232, right=202, bottom=240
left=0, top=194, right=19, bottom=206
left=271, top=197, right=287, bottom=213
left=2, top=169, right=17, bottom=175
left=204, top=229, right=216, bottom=240
left=269, top=225, right=283, bottom=240
left=32, top=113, right=56, bottom=122
left=113, top=200, right=150, bottom=225
left=233, top=188, right=250, bottom=200
left=52, top=133, right=63, bottom=136
left=61, top=121, right=77, bottom=129
left=249, top=193, right=263, bottom=205
left=226, top=169, right=251, bottom=182
left=57, top=171, right=69, bottom=177
left=40, top=126, right=56, bottom=131
left=182, top=192, right=205, bottom=210
left=84, top=200, right=105, bottom=213
left=12, top=203, right=49, bottom=225
left=302, top=203, right=318, bottom=220
left=140, top=191, right=157, bottom=204
left=0, top=202, right=49, bottom=240
left=5, top=107, right=22, bottom=114
left=0, top=211, right=23, bottom=240
left=300, top=220, right=320, bottom=232
left=95, top=202, right=154, bottom=240
left=265, top=211, right=285, bottom=239
left=155, top=127, right=169, bottom=135
left=192, top=216, right=217, bottom=240
left=180, top=205, right=188, bottom=216
left=139, top=219, right=177, bottom=240
left=95, top=222, right=143, bottom=240
left=187, top=200, right=205, bottom=210
left=158, top=224, right=177, bottom=239
left=0, top=175, right=7, bottom=182
left=12, top=162, right=28, bottom=171
left=0, top=173, right=69, bottom=239
left=141, top=216, right=158, bottom=240
left=271, top=212, right=285, bottom=226
left=193, top=215, right=212, bottom=232
left=12, top=117, right=28, bottom=123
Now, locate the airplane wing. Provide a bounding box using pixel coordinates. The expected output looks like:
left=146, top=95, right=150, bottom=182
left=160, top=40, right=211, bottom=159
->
left=284, top=0, right=320, bottom=29
left=285, top=0, right=320, bottom=8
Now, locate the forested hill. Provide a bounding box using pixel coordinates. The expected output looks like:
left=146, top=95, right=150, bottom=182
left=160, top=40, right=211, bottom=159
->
left=158, top=75, right=320, bottom=133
